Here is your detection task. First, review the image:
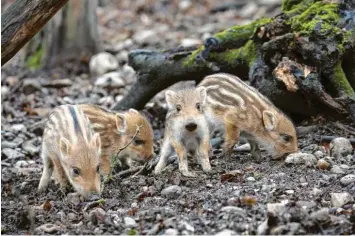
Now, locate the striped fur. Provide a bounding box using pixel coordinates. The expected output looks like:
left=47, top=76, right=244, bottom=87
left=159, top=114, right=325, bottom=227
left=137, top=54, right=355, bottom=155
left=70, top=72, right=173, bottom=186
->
left=38, top=105, right=101, bottom=198
left=79, top=104, right=154, bottom=175
left=198, top=73, right=298, bottom=159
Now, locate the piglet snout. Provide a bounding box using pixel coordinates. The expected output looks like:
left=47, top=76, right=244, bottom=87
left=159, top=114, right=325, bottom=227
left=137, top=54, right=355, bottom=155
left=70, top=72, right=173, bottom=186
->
left=185, top=122, right=197, bottom=132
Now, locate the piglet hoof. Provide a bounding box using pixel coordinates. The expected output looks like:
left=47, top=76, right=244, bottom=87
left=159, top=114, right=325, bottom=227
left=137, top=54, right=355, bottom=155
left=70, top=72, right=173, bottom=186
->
left=202, top=164, right=212, bottom=173
left=181, top=170, right=197, bottom=178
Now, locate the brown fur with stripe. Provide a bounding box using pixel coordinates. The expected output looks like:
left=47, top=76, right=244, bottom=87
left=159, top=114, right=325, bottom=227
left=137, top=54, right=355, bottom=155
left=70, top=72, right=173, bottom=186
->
left=79, top=104, right=154, bottom=175
left=38, top=105, right=102, bottom=198
left=198, top=73, right=298, bottom=159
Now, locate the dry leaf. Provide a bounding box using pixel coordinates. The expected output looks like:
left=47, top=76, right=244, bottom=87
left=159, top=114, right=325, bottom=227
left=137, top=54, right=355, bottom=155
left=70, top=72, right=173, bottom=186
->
left=43, top=199, right=52, bottom=211
left=241, top=195, right=257, bottom=206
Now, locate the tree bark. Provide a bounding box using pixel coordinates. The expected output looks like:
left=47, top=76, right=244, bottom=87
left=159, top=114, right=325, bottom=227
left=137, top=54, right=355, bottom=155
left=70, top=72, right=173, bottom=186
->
left=112, top=0, right=355, bottom=121
left=1, top=0, right=69, bottom=66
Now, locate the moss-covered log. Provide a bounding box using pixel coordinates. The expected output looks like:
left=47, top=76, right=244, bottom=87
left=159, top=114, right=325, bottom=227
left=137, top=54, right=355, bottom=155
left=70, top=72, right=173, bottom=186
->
left=112, top=0, right=355, bottom=121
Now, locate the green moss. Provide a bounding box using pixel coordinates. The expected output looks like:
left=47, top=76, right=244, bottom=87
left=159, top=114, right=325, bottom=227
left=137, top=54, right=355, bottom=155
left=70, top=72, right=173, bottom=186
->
left=332, top=61, right=355, bottom=97
left=128, top=229, right=137, bottom=235
left=282, top=0, right=315, bottom=15
left=26, top=46, right=44, bottom=69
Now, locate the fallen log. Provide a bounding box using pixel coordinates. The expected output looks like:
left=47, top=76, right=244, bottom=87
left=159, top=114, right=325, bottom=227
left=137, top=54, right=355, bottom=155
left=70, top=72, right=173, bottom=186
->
left=112, top=0, right=355, bottom=121
left=1, top=0, right=69, bottom=66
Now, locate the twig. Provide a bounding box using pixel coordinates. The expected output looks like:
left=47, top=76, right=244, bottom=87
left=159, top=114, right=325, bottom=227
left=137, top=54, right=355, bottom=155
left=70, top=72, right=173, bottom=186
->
left=117, top=166, right=143, bottom=178
left=132, top=162, right=149, bottom=177
left=101, top=125, right=142, bottom=192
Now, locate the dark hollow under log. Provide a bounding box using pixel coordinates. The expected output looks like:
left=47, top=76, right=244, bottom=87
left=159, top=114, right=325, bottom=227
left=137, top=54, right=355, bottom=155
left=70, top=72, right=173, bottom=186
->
left=112, top=0, right=355, bottom=121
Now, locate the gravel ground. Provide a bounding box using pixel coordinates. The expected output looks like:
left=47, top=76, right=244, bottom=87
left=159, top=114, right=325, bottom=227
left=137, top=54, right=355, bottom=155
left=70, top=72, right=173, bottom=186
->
left=1, top=0, right=355, bottom=235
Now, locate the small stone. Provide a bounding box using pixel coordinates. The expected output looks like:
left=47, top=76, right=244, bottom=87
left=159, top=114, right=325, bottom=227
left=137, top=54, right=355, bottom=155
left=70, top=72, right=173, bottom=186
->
left=132, top=30, right=159, bottom=45
left=124, top=216, right=137, bottom=228
left=246, top=176, right=256, bottom=182
left=11, top=124, right=27, bottom=133
left=215, top=229, right=237, bottom=236
left=2, top=148, right=24, bottom=159
left=88, top=208, right=106, bottom=225
left=15, top=160, right=35, bottom=168
left=340, top=164, right=349, bottom=169
left=330, top=137, right=353, bottom=158
left=220, top=206, right=246, bottom=215
left=285, top=189, right=294, bottom=195
left=180, top=38, right=202, bottom=48
left=68, top=213, right=76, bottom=221
left=67, top=193, right=81, bottom=205
left=179, top=221, right=194, bottom=232
left=115, top=95, right=124, bottom=102
left=89, top=52, right=119, bottom=76
left=313, top=150, right=324, bottom=159
left=42, top=78, right=73, bottom=88
left=257, top=220, right=268, bottom=235
left=330, top=165, right=345, bottom=174
left=317, top=159, right=330, bottom=170
left=340, top=174, right=355, bottom=186
left=285, top=152, right=317, bottom=166
left=178, top=0, right=192, bottom=10
left=22, top=140, right=39, bottom=156
left=2, top=86, right=9, bottom=98
left=23, top=79, right=41, bottom=95
left=95, top=72, right=125, bottom=89
left=331, top=192, right=354, bottom=207
left=296, top=201, right=317, bottom=209
left=161, top=185, right=182, bottom=199
left=267, top=202, right=286, bottom=215
left=309, top=208, right=330, bottom=222
left=35, top=223, right=60, bottom=233
left=164, top=228, right=179, bottom=236
left=1, top=141, right=18, bottom=149
left=116, top=50, right=129, bottom=63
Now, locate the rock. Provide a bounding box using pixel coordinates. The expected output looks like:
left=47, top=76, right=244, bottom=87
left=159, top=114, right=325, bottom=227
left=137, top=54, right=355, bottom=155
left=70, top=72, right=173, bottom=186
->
left=35, top=223, right=60, bottom=233
left=257, top=220, right=268, bottom=235
left=179, top=221, right=194, bottom=232
left=67, top=193, right=81, bottom=205
left=178, top=0, right=192, bottom=11
left=330, top=165, right=345, bottom=174
left=116, top=50, right=129, bottom=63
left=132, top=30, right=159, bottom=45
left=161, top=185, right=182, bottom=198
left=340, top=174, right=355, bottom=186
left=215, top=229, right=237, bottom=236
left=23, top=79, right=41, bottom=95
left=285, top=189, right=294, bottom=195
left=1, top=141, right=18, bottom=149
left=42, top=78, right=73, bottom=88
left=115, top=95, right=124, bottom=102
left=95, top=72, right=125, bottom=89
left=296, top=201, right=316, bottom=209
left=220, top=206, right=246, bottom=215
left=267, top=202, right=286, bottom=215
left=164, top=228, right=179, bottom=236
left=316, top=159, right=330, bottom=170
left=246, top=176, right=256, bottom=182
left=311, top=187, right=322, bottom=196
left=11, top=124, right=27, bottom=133
left=331, top=192, right=354, bottom=207
left=314, top=150, right=324, bottom=159
left=68, top=213, right=76, bottom=221
left=2, top=86, right=9, bottom=98
left=89, top=52, right=119, bottom=76
left=180, top=38, right=202, bottom=48
left=88, top=208, right=106, bottom=225
left=33, top=108, right=51, bottom=117
left=124, top=216, right=137, bottom=228
left=22, top=140, right=39, bottom=156
left=330, top=137, right=352, bottom=158
left=309, top=208, right=330, bottom=222
left=2, top=148, right=24, bottom=159
left=15, top=160, right=35, bottom=168
left=285, top=152, right=317, bottom=166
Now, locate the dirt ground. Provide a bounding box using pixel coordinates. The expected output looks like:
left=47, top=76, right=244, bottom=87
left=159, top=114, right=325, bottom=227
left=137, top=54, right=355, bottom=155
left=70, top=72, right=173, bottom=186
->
left=1, top=0, right=355, bottom=235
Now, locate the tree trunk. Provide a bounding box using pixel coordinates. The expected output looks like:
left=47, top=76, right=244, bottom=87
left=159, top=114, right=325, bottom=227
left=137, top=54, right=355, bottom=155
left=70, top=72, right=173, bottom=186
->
left=1, top=0, right=69, bottom=66
left=112, top=0, right=355, bottom=121
left=24, top=0, right=100, bottom=70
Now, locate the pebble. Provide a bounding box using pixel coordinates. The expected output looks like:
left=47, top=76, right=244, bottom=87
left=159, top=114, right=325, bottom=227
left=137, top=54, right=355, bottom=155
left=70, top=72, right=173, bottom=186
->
left=35, top=223, right=60, bottom=233
left=330, top=137, right=352, bottom=158
left=132, top=30, right=159, bottom=45
left=178, top=0, right=192, bottom=11
left=95, top=72, right=125, bottom=88
left=309, top=208, right=330, bottom=222
left=11, top=124, right=27, bottom=133
left=89, top=52, right=119, bottom=76
left=116, top=50, right=128, bottom=63
left=220, top=206, right=246, bottom=215
left=313, top=150, right=324, bottom=158
left=22, top=140, right=39, bottom=156
left=180, top=38, right=202, bottom=48
left=161, top=185, right=182, bottom=199
left=179, top=221, right=194, bottom=232
left=331, top=192, right=354, bottom=207
left=267, top=202, right=286, bottom=215
left=2, top=86, right=9, bottom=98
left=285, top=152, right=317, bottom=166
left=340, top=174, right=355, bottom=186
left=2, top=148, right=24, bottom=159
left=316, top=159, right=330, bottom=170
left=246, top=176, right=256, bottom=182
left=330, top=165, right=345, bottom=174
left=257, top=220, right=268, bottom=235
left=285, top=189, right=294, bottom=195
left=88, top=208, right=106, bottom=225
left=164, top=228, right=179, bottom=236
left=215, top=229, right=237, bottom=236
left=124, top=216, right=137, bottom=228
left=1, top=141, right=18, bottom=149
left=67, top=193, right=81, bottom=205
left=68, top=213, right=76, bottom=221
left=296, top=201, right=317, bottom=209
left=42, top=78, right=73, bottom=88
left=22, top=79, right=42, bottom=95
left=15, top=160, right=35, bottom=168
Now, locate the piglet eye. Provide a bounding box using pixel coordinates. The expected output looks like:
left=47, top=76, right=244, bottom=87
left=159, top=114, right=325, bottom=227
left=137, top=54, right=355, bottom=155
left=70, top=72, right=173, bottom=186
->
left=96, top=165, right=100, bottom=173
left=281, top=134, right=292, bottom=142
left=176, top=104, right=182, bottom=112
left=72, top=167, right=80, bottom=177
left=196, top=103, right=201, bottom=111
left=134, top=139, right=145, bottom=145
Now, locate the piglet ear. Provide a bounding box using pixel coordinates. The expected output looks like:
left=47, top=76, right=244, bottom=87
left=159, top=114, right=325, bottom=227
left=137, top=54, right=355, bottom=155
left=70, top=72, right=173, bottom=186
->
left=262, top=110, right=277, bottom=131
left=91, top=133, right=101, bottom=156
left=60, top=138, right=71, bottom=159
left=116, top=113, right=127, bottom=134
left=196, top=86, right=207, bottom=104
left=129, top=108, right=139, bottom=114
left=165, top=90, right=176, bottom=108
